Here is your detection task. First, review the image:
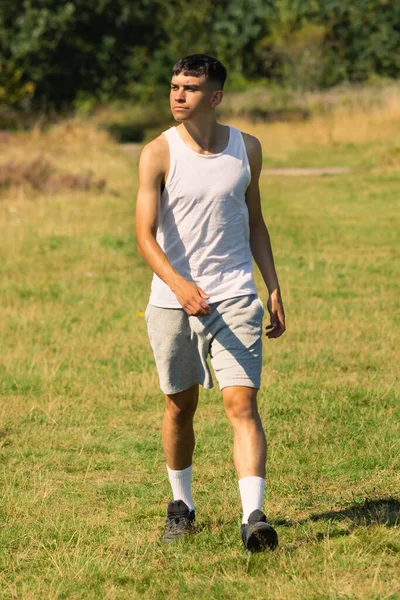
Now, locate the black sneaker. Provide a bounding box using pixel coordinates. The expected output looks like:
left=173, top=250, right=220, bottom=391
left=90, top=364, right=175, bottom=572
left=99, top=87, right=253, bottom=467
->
left=161, top=500, right=195, bottom=542
left=241, top=509, right=278, bottom=552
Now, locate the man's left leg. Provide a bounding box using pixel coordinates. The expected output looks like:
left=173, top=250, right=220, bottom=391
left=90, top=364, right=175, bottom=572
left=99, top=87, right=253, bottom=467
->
left=223, top=385, right=278, bottom=552
left=223, top=386, right=266, bottom=479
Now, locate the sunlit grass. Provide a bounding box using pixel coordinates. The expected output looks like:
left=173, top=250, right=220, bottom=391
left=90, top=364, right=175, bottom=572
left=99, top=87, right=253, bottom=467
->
left=0, top=91, right=399, bottom=599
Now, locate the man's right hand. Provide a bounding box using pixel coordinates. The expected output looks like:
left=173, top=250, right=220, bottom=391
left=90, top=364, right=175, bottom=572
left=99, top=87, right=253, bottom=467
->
left=172, top=278, right=210, bottom=316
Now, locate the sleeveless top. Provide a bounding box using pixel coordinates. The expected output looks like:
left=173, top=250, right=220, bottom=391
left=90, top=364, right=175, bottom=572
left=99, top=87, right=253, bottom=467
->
left=149, top=125, right=257, bottom=308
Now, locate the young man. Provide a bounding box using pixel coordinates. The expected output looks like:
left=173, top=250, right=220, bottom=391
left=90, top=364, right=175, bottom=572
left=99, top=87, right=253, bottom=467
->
left=136, top=54, right=285, bottom=552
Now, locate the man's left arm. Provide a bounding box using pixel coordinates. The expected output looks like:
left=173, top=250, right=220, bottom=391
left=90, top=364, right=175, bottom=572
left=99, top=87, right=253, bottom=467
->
left=243, top=133, right=286, bottom=339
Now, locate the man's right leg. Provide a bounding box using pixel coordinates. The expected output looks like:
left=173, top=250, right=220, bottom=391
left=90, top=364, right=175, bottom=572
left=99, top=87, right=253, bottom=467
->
left=162, top=384, right=199, bottom=471
left=145, top=304, right=208, bottom=539
left=161, top=385, right=198, bottom=541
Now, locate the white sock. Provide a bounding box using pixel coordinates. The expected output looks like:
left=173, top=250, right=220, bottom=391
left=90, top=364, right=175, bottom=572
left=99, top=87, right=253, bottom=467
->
left=238, top=476, right=265, bottom=523
left=166, top=465, right=194, bottom=511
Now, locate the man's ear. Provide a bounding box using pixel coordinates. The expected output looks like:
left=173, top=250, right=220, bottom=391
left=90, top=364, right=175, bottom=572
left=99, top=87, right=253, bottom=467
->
left=210, top=90, right=223, bottom=108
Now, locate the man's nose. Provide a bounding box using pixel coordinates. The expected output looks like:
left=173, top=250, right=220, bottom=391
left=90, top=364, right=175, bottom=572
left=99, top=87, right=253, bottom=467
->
left=175, top=88, right=185, bottom=102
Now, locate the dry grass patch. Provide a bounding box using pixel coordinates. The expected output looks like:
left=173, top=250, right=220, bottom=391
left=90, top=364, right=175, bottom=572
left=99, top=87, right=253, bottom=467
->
left=0, top=118, right=137, bottom=199
left=0, top=156, right=106, bottom=193
left=226, top=84, right=400, bottom=169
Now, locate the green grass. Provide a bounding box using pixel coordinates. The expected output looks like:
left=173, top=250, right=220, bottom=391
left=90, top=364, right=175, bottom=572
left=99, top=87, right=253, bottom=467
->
left=0, top=122, right=399, bottom=599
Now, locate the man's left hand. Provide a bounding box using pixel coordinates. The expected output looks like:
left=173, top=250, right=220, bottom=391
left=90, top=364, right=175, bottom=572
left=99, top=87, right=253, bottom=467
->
left=266, top=289, right=286, bottom=339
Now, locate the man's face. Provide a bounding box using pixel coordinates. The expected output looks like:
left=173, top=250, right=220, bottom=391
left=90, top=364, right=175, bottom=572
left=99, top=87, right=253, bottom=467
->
left=169, top=73, right=220, bottom=121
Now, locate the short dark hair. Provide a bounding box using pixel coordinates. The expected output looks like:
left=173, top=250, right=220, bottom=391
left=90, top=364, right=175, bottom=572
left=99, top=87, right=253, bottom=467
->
left=172, top=54, right=227, bottom=90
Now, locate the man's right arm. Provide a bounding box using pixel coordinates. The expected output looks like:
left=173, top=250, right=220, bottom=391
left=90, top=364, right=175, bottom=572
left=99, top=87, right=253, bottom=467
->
left=135, top=137, right=210, bottom=316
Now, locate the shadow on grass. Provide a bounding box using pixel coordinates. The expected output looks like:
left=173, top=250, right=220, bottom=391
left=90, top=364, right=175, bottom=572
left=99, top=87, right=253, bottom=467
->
left=276, top=497, right=400, bottom=530
left=182, top=498, right=399, bottom=546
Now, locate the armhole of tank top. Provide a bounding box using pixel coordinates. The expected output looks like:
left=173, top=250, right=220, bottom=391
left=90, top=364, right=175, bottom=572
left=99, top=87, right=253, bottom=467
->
left=162, top=130, right=175, bottom=189
left=239, top=130, right=252, bottom=183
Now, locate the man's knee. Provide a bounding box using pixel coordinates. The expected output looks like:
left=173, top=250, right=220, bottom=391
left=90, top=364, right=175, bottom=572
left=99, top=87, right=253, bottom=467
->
left=223, top=387, right=259, bottom=421
left=165, top=386, right=198, bottom=424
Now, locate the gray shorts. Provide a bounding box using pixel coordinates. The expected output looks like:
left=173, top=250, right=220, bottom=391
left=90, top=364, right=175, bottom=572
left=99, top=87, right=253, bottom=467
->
left=145, top=294, right=264, bottom=395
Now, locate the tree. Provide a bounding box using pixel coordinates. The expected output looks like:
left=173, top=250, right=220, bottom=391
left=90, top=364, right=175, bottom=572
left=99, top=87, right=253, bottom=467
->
left=0, top=0, right=158, bottom=108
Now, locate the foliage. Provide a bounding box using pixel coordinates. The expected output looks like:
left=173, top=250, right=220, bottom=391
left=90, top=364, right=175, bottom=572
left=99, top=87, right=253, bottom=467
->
left=0, top=0, right=156, bottom=108
left=0, top=61, right=36, bottom=129
left=0, top=0, right=399, bottom=109
left=319, top=0, right=400, bottom=86
left=0, top=62, right=35, bottom=106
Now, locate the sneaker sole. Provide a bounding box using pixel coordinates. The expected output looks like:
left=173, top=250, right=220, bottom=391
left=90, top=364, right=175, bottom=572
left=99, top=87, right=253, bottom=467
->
left=245, top=523, right=278, bottom=552
left=161, top=529, right=193, bottom=543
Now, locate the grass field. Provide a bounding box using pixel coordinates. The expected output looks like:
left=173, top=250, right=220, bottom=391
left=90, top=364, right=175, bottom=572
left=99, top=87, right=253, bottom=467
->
left=0, top=96, right=400, bottom=599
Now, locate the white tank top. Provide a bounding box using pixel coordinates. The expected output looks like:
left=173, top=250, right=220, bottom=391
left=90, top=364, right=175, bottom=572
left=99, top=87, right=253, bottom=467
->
left=149, top=125, right=257, bottom=308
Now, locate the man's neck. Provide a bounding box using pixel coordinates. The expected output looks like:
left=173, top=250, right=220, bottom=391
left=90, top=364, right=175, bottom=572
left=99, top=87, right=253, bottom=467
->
left=178, top=119, right=228, bottom=155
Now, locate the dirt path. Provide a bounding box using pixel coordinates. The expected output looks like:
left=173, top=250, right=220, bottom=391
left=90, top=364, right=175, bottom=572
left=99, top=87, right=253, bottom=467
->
left=121, top=143, right=142, bottom=155
left=262, top=166, right=353, bottom=176
left=121, top=145, right=354, bottom=176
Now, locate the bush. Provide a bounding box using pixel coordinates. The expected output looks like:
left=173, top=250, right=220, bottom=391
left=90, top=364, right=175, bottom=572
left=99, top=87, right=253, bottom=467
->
left=0, top=62, right=35, bottom=107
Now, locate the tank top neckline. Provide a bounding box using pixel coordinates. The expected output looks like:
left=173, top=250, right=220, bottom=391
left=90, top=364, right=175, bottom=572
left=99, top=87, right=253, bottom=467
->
left=171, top=125, right=232, bottom=159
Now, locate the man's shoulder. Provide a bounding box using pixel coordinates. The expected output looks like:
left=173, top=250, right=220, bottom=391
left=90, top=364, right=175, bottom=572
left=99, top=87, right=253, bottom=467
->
left=139, top=132, right=169, bottom=175
left=239, top=130, right=262, bottom=155
left=233, top=129, right=262, bottom=176
left=140, top=132, right=169, bottom=161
